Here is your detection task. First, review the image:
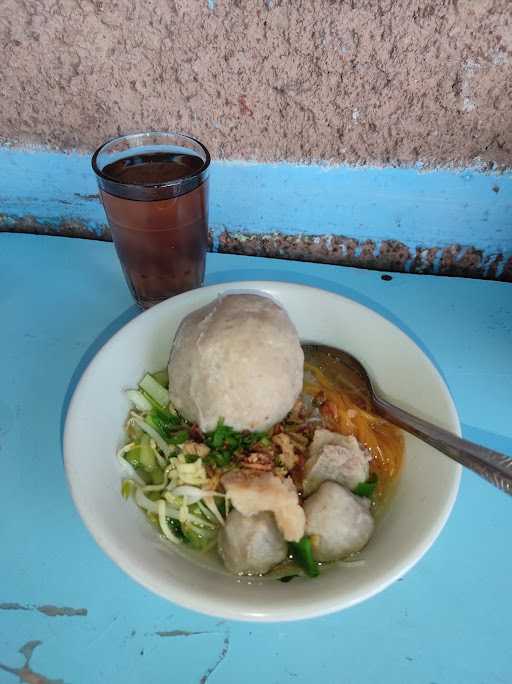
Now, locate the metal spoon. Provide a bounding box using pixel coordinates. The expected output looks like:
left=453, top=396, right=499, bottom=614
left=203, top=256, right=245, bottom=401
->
left=302, top=343, right=512, bottom=495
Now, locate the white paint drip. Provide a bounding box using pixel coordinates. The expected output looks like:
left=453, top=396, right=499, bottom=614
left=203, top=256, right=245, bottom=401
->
left=462, top=97, right=475, bottom=113
left=462, top=59, right=480, bottom=113
left=352, top=108, right=360, bottom=122
left=490, top=49, right=508, bottom=66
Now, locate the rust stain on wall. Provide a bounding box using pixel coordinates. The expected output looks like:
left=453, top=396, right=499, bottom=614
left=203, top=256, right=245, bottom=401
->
left=1, top=0, right=511, bottom=168
left=2, top=219, right=510, bottom=281
left=0, top=214, right=111, bottom=241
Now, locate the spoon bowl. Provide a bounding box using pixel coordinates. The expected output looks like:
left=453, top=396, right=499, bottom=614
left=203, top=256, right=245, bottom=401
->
left=303, top=343, right=512, bottom=495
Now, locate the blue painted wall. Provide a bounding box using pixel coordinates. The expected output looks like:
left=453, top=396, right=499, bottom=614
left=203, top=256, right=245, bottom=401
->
left=1, top=147, right=511, bottom=277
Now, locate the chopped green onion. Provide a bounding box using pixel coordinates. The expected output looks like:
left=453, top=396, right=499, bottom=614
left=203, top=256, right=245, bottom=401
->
left=145, top=413, right=168, bottom=439
left=212, top=431, right=225, bottom=449
left=206, top=451, right=231, bottom=467
left=139, top=436, right=156, bottom=470
left=145, top=410, right=184, bottom=440
left=289, top=537, right=320, bottom=578
left=353, top=473, right=378, bottom=498
left=168, top=430, right=189, bottom=445
left=203, top=419, right=269, bottom=467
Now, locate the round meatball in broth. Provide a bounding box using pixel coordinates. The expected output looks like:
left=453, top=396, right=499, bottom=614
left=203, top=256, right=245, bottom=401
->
left=218, top=510, right=287, bottom=575
left=304, top=481, right=374, bottom=562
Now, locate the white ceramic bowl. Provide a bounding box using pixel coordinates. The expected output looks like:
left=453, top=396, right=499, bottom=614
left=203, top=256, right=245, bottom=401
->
left=64, top=281, right=461, bottom=622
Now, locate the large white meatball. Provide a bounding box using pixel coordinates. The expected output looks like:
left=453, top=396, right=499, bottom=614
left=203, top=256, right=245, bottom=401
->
left=168, top=294, right=304, bottom=432
left=304, top=481, right=374, bottom=562
left=218, top=510, right=287, bottom=575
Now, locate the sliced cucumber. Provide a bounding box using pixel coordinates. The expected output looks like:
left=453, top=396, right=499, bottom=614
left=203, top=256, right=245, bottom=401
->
left=125, top=389, right=152, bottom=412
left=181, top=521, right=217, bottom=551
left=124, top=445, right=142, bottom=468
left=139, top=435, right=156, bottom=471
left=139, top=373, right=169, bottom=408
left=150, top=467, right=165, bottom=485
left=152, top=369, right=169, bottom=388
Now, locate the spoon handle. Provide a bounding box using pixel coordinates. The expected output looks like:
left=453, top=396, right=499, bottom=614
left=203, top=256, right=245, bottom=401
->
left=373, top=395, right=512, bottom=495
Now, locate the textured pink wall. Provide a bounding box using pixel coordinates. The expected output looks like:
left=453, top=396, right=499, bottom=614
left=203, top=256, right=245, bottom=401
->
left=2, top=0, right=511, bottom=167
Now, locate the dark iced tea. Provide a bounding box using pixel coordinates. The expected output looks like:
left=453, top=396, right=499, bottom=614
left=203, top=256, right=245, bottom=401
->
left=92, top=133, right=210, bottom=309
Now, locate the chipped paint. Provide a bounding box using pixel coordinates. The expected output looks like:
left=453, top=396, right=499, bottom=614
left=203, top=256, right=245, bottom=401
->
left=3, top=219, right=510, bottom=281
left=0, top=602, right=87, bottom=617
left=156, top=630, right=211, bottom=637
left=0, top=603, right=30, bottom=611
left=73, top=193, right=99, bottom=201
left=0, top=214, right=110, bottom=241
left=199, top=636, right=230, bottom=684
left=36, top=605, right=87, bottom=617
left=0, top=641, right=64, bottom=684
left=218, top=231, right=512, bottom=282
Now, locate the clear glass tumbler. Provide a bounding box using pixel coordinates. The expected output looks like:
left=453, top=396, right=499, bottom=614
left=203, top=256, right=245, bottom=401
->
left=92, top=131, right=210, bottom=309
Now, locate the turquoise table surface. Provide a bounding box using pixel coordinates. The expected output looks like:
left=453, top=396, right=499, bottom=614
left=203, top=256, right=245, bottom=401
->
left=1, top=233, right=511, bottom=684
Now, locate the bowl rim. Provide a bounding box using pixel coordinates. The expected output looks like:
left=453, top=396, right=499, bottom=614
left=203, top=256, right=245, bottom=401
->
left=63, top=280, right=461, bottom=622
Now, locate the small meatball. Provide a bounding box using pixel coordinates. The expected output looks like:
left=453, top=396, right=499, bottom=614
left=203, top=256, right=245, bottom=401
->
left=222, top=470, right=305, bottom=542
left=304, top=481, right=374, bottom=562
left=303, top=428, right=369, bottom=495
left=218, top=510, right=287, bottom=575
